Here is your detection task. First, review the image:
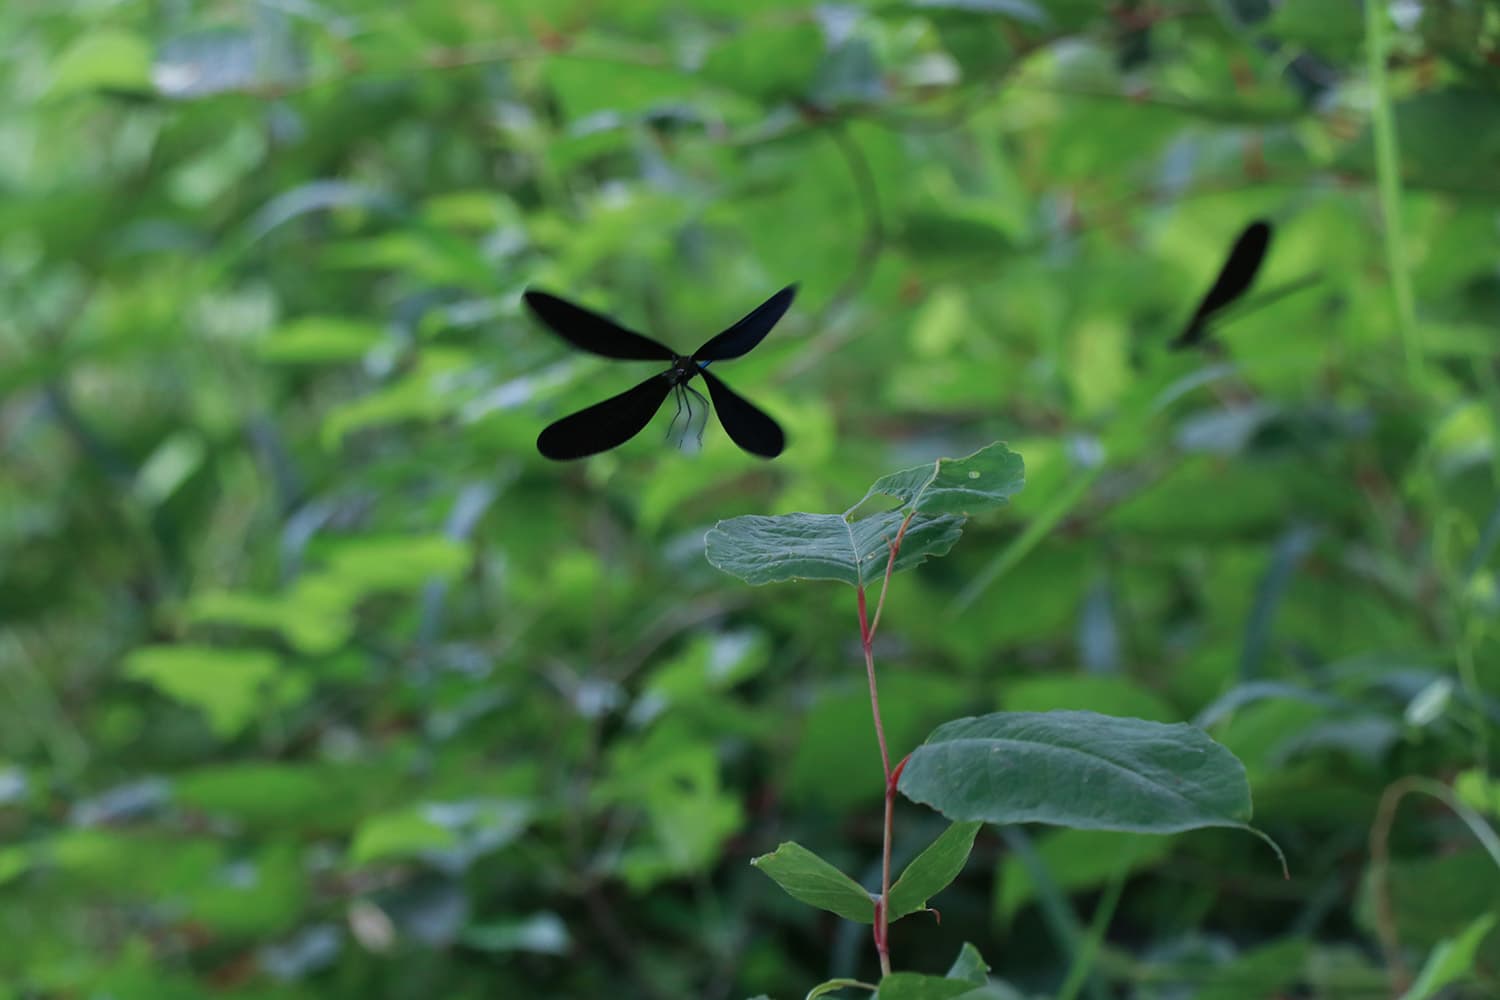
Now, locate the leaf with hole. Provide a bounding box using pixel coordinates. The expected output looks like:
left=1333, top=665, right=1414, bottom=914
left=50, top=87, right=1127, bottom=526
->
left=862, top=443, right=1025, bottom=516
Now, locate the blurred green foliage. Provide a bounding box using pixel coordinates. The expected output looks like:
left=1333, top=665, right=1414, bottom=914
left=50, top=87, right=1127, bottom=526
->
left=3, top=0, right=1500, bottom=997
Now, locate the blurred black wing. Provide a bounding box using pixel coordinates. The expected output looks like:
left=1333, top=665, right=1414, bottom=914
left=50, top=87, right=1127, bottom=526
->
left=700, top=369, right=784, bottom=458
left=693, top=285, right=797, bottom=362
left=1171, top=220, right=1273, bottom=350
left=524, top=290, right=676, bottom=361
left=536, top=373, right=674, bottom=460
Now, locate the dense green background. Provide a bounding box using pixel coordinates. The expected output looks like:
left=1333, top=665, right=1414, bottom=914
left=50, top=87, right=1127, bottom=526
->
left=4, top=1, right=1500, bottom=997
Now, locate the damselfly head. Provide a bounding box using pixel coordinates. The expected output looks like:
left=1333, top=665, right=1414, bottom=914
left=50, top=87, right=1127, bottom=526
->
left=665, top=355, right=700, bottom=386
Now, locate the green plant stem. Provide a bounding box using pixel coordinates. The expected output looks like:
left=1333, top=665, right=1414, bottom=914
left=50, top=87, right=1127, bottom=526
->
left=1056, top=844, right=1131, bottom=1000
left=1363, top=0, right=1422, bottom=381
left=856, top=512, right=915, bottom=978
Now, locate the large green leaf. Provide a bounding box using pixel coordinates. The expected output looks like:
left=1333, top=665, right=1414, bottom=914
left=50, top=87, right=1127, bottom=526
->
left=750, top=841, right=875, bottom=924
left=898, top=711, right=1258, bottom=835
left=706, top=443, right=1022, bottom=587
left=705, top=510, right=965, bottom=587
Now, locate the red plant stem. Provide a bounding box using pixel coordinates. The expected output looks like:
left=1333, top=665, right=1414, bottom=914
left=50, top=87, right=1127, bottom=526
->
left=857, top=584, right=892, bottom=975
left=858, top=587, right=892, bottom=778
left=869, top=513, right=914, bottom=638
left=856, top=511, right=915, bottom=978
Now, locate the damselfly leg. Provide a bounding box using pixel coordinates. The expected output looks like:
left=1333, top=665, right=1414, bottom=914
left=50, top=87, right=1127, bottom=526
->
left=684, top=383, right=710, bottom=451
left=665, top=383, right=687, bottom=442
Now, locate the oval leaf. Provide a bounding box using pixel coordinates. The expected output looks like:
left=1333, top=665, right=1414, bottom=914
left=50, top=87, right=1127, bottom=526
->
left=887, top=821, right=982, bottom=922
left=898, top=711, right=1255, bottom=835
left=750, top=841, right=875, bottom=924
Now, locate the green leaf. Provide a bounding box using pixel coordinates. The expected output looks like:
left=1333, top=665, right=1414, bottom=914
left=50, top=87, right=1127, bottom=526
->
left=317, top=535, right=471, bottom=592
left=887, top=821, right=982, bottom=921
left=873, top=973, right=975, bottom=1000
left=49, top=31, right=152, bottom=96
left=124, top=645, right=280, bottom=737
left=898, top=711, right=1263, bottom=837
left=543, top=56, right=701, bottom=120
left=184, top=841, right=306, bottom=936
left=862, top=443, right=1025, bottom=516
left=175, top=764, right=338, bottom=828
left=0, top=845, right=31, bottom=887
left=1455, top=768, right=1500, bottom=819
left=705, top=510, right=965, bottom=587
left=806, top=980, right=876, bottom=999
left=706, top=441, right=1023, bottom=587
left=1399, top=913, right=1498, bottom=1000
left=945, top=942, right=990, bottom=984
left=47, top=829, right=225, bottom=906
left=185, top=586, right=354, bottom=656
left=701, top=23, right=824, bottom=103
left=595, top=729, right=743, bottom=891
left=750, top=841, right=875, bottom=924
left=897, top=211, right=1015, bottom=265
left=260, top=316, right=384, bottom=364
left=349, top=808, right=457, bottom=865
